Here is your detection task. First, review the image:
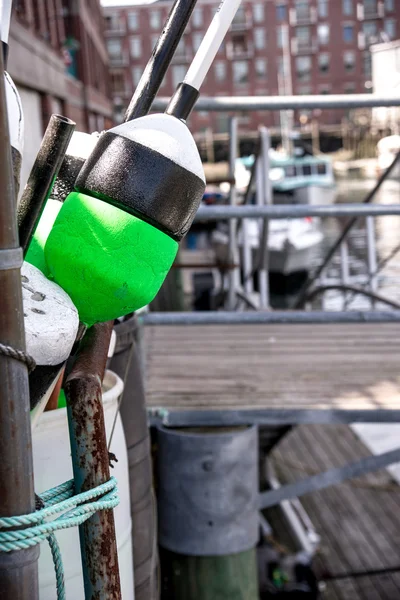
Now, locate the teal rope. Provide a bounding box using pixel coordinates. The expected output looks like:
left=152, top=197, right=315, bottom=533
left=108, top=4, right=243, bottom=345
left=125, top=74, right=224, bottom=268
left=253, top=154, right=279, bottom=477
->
left=0, top=476, right=119, bottom=600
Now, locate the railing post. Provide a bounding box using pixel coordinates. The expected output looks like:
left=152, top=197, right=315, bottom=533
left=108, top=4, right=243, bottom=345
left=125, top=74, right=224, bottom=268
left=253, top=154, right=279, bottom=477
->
left=227, top=116, right=239, bottom=310
left=340, top=240, right=350, bottom=309
left=366, top=216, right=378, bottom=309
left=257, top=127, right=271, bottom=309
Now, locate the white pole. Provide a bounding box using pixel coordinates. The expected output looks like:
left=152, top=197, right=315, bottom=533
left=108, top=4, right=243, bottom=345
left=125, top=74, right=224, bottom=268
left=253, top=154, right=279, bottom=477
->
left=0, top=0, right=13, bottom=45
left=184, top=0, right=242, bottom=91
left=227, top=116, right=239, bottom=310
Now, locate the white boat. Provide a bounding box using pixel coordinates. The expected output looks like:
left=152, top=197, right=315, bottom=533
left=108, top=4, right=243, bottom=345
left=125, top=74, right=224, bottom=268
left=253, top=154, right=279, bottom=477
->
left=240, top=218, right=323, bottom=275
left=212, top=217, right=323, bottom=275
left=237, top=152, right=336, bottom=206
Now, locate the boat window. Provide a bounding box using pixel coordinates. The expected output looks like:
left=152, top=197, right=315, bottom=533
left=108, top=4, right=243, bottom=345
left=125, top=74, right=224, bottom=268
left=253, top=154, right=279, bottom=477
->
left=285, top=165, right=296, bottom=177
left=317, top=163, right=327, bottom=175
left=302, top=164, right=312, bottom=176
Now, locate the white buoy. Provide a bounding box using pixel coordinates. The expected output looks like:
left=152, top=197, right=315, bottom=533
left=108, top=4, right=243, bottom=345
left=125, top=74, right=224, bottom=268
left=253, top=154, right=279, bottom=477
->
left=22, top=262, right=79, bottom=366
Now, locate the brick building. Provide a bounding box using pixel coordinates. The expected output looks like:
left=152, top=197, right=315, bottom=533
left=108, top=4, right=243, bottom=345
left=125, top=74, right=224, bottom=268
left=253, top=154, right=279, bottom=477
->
left=8, top=0, right=112, bottom=189
left=103, top=0, right=399, bottom=145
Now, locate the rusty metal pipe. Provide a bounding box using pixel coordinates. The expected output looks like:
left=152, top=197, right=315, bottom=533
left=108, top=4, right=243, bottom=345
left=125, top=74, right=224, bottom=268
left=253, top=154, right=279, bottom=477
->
left=65, top=322, right=121, bottom=600
left=0, top=47, right=39, bottom=599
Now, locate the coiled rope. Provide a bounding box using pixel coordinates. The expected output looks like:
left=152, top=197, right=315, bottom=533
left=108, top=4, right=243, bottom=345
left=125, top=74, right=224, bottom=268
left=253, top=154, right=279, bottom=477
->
left=0, top=476, right=119, bottom=600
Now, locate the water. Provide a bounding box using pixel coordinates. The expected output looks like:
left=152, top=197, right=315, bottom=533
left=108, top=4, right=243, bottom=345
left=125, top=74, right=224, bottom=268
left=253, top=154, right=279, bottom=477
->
left=313, top=177, right=400, bottom=311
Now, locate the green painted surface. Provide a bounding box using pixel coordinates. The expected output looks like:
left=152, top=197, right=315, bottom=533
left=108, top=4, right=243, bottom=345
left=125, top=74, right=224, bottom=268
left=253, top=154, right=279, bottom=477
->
left=161, top=547, right=259, bottom=600
left=44, top=191, right=178, bottom=325
left=25, top=199, right=62, bottom=276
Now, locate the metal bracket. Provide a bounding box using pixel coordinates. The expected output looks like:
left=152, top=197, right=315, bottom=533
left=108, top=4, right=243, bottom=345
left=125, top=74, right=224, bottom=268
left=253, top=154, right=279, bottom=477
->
left=0, top=247, right=22, bottom=270
left=259, top=447, right=400, bottom=509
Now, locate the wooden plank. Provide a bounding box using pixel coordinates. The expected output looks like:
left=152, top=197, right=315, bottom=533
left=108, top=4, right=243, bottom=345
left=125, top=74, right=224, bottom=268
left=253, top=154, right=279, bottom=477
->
left=144, top=324, right=400, bottom=416
left=272, top=425, right=400, bottom=599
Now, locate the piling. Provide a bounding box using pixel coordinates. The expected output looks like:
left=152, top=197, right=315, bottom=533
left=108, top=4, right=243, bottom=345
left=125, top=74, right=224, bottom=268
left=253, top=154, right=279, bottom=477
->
left=157, top=426, right=259, bottom=600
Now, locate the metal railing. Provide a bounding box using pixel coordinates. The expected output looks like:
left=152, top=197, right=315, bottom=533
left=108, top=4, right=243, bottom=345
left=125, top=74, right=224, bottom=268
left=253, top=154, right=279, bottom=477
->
left=152, top=94, right=400, bottom=112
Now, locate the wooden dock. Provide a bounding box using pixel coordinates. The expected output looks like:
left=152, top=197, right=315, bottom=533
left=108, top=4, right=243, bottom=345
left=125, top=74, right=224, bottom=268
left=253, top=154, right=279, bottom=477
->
left=144, top=322, right=400, bottom=424
left=272, top=424, right=400, bottom=600
left=144, top=321, right=400, bottom=597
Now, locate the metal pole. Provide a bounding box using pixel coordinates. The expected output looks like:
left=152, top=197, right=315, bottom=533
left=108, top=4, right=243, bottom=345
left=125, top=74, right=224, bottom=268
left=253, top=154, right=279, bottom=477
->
left=366, top=216, right=378, bottom=308
left=257, top=127, right=271, bottom=309
left=340, top=240, right=350, bottom=310
left=227, top=116, right=238, bottom=310
left=140, top=310, right=400, bottom=325
left=294, top=150, right=400, bottom=308
left=18, top=114, right=75, bottom=254
left=65, top=322, right=121, bottom=600
left=152, top=94, right=400, bottom=112
left=195, top=203, right=400, bottom=220
left=124, top=0, right=198, bottom=121
left=242, top=218, right=253, bottom=295
left=0, top=49, right=39, bottom=600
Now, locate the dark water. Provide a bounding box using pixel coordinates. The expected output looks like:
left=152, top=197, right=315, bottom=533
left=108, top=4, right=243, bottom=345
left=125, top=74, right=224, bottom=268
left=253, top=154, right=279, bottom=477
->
left=312, top=177, right=400, bottom=311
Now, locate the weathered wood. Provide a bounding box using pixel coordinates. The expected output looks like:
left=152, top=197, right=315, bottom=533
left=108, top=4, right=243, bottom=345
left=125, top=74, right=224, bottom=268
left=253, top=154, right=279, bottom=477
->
left=160, top=548, right=259, bottom=600
left=272, top=425, right=400, bottom=599
left=144, top=324, right=400, bottom=417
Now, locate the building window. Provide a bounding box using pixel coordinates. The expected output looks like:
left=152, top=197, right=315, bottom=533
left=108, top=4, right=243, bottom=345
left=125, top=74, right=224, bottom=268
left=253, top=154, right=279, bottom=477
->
left=343, top=50, right=356, bottom=71
left=128, top=11, right=138, bottom=31
left=297, top=26, right=311, bottom=45
left=149, top=10, right=161, bottom=30
left=192, top=33, right=203, bottom=52
left=384, top=19, right=396, bottom=40
left=151, top=34, right=159, bottom=49
left=253, top=3, right=264, bottom=22
left=132, top=66, right=142, bottom=87
left=344, top=82, right=356, bottom=93
left=319, top=86, right=331, bottom=94
left=107, top=39, right=122, bottom=58
left=363, top=51, right=372, bottom=76
left=233, top=61, right=249, bottom=84
left=130, top=36, right=142, bottom=58
left=385, top=0, right=394, bottom=11
left=277, top=56, right=284, bottom=76
left=214, top=61, right=226, bottom=82
left=318, top=0, right=329, bottom=18
left=295, top=1, right=311, bottom=21
left=254, top=28, right=266, bottom=50
left=363, top=22, right=377, bottom=36
left=255, top=58, right=267, bottom=79
left=318, top=53, right=330, bottom=73
left=277, top=26, right=285, bottom=48
left=296, top=55, right=312, bottom=81
left=172, top=65, right=186, bottom=88
left=343, top=25, right=354, bottom=43
left=317, top=24, right=330, bottom=45
left=298, top=85, right=312, bottom=95
left=216, top=113, right=229, bottom=134
left=276, top=4, right=287, bottom=21
left=111, top=72, right=125, bottom=93
left=192, top=8, right=203, bottom=28
left=342, top=0, right=353, bottom=15
left=363, top=0, right=377, bottom=15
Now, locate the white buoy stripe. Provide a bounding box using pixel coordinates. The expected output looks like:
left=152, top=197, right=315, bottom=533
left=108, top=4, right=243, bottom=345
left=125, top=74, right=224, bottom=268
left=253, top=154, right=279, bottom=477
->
left=184, top=0, right=243, bottom=91
left=112, top=113, right=205, bottom=182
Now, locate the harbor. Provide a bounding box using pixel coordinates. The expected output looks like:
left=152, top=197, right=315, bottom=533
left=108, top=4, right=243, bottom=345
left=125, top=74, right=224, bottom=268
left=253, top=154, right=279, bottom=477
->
left=2, top=0, right=400, bottom=599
